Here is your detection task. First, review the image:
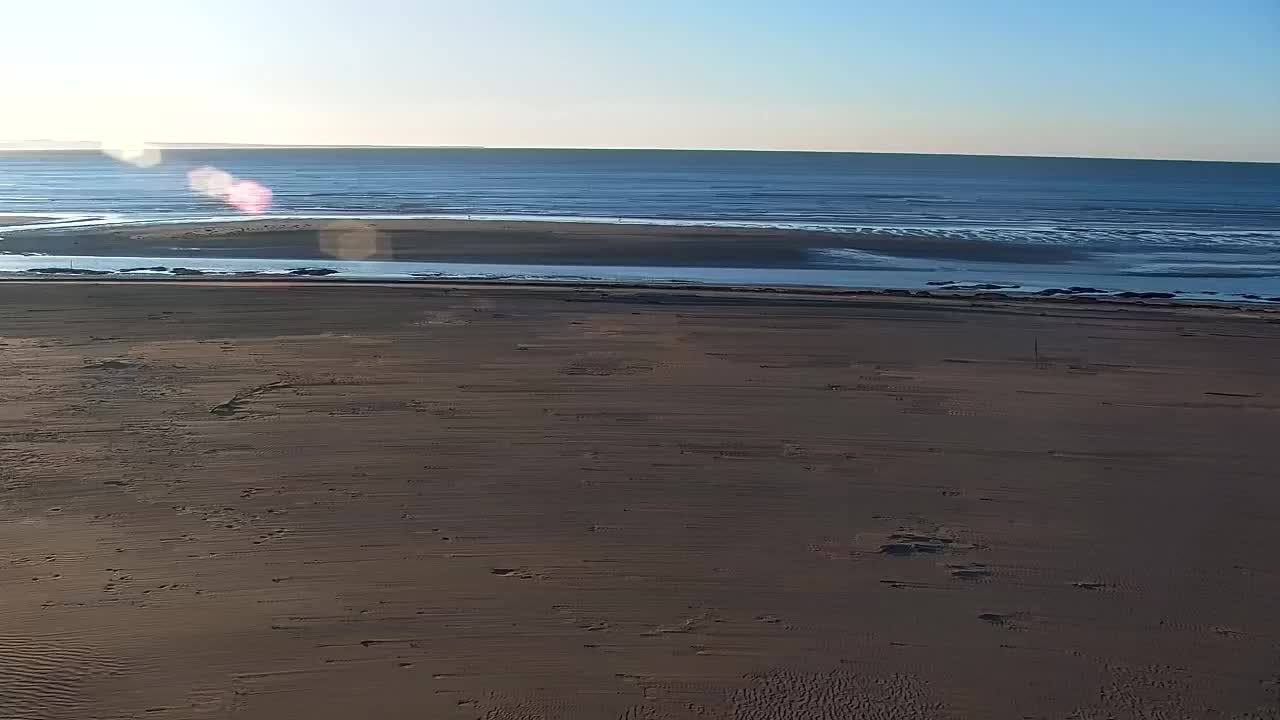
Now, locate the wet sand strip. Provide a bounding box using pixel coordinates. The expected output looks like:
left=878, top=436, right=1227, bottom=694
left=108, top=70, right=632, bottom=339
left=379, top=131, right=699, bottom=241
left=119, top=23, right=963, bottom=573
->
left=3, top=218, right=1087, bottom=265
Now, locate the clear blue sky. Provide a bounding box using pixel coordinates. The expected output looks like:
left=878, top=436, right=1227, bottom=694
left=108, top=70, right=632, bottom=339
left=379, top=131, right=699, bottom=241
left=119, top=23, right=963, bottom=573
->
left=5, top=0, right=1278, bottom=160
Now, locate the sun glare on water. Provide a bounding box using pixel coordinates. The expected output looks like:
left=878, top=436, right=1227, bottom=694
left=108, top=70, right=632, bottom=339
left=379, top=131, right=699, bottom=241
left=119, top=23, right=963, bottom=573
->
left=100, top=140, right=163, bottom=168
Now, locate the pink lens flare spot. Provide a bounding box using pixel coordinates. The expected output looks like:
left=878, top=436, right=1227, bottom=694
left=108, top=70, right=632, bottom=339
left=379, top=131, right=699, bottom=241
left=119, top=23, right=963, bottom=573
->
left=226, top=180, right=272, bottom=214
left=187, top=166, right=234, bottom=198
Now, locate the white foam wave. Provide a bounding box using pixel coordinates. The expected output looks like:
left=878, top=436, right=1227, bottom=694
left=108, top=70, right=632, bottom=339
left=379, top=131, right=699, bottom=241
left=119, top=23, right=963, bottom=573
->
left=809, top=249, right=943, bottom=270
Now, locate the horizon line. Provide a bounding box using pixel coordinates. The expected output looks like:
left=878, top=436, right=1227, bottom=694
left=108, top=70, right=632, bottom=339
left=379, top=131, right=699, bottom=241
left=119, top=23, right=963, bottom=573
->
left=0, top=142, right=1276, bottom=165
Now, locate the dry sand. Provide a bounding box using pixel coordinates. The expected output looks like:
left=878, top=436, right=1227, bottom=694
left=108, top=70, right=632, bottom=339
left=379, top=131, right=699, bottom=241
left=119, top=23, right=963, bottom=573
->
left=3, top=218, right=1085, bottom=265
left=1, top=282, right=1278, bottom=719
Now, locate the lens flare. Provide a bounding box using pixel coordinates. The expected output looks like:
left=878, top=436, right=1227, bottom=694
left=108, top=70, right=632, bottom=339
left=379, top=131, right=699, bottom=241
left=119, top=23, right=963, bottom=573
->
left=187, top=166, right=272, bottom=214
left=187, top=166, right=234, bottom=198
left=226, top=180, right=272, bottom=214
left=319, top=220, right=387, bottom=260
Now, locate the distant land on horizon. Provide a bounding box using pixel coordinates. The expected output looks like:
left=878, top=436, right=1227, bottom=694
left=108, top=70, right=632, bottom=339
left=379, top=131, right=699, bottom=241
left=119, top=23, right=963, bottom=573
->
left=0, top=140, right=1275, bottom=164
left=0, top=141, right=487, bottom=151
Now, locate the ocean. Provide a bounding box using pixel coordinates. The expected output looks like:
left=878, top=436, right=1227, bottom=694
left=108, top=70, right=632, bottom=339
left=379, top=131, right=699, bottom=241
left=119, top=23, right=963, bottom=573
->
left=2, top=148, right=1278, bottom=297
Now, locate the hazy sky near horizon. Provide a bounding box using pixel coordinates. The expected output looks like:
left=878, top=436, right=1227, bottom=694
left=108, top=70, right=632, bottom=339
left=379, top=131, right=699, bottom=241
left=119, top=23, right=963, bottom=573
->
left=5, top=1, right=1278, bottom=161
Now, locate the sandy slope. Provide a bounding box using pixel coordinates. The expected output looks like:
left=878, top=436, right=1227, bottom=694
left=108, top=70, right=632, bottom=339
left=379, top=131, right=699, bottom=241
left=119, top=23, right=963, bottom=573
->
left=1, top=282, right=1277, bottom=719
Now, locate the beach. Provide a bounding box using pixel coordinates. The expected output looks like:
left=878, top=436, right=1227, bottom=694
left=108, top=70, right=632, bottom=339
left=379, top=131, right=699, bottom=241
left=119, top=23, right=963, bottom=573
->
left=2, top=281, right=1277, bottom=719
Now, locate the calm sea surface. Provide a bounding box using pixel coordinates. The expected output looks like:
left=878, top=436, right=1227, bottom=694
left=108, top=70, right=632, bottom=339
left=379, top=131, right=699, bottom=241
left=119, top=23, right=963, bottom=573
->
left=2, top=148, right=1278, bottom=295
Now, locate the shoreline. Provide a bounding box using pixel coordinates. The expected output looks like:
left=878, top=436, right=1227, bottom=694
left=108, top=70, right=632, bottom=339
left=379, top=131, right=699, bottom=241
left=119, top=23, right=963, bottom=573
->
left=0, top=274, right=1275, bottom=310
left=1, top=255, right=1277, bottom=305
left=3, top=217, right=1276, bottom=301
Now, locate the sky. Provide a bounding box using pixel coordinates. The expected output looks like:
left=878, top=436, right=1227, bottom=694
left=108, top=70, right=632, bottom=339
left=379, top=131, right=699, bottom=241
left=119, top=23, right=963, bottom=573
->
left=4, top=0, right=1278, bottom=161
